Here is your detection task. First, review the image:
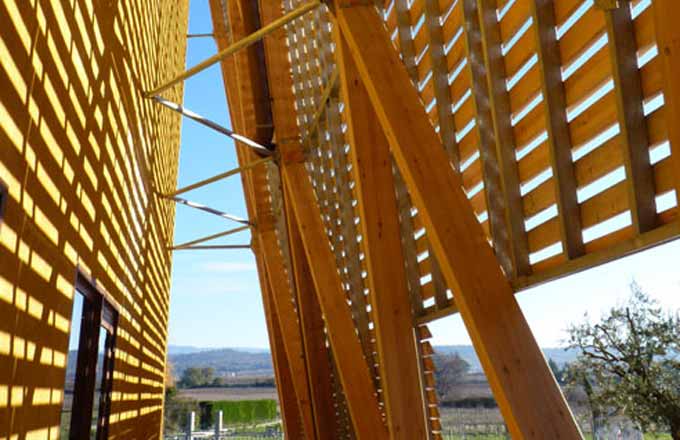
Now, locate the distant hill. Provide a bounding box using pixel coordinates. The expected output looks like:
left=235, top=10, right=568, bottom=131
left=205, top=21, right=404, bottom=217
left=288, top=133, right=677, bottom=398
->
left=433, top=345, right=579, bottom=372
left=165, top=344, right=578, bottom=377
left=167, top=345, right=270, bottom=356
left=168, top=348, right=273, bottom=377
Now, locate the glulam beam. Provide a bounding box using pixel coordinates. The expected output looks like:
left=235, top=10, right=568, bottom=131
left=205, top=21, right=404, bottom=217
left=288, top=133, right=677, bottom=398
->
left=336, top=33, right=428, bottom=440
left=332, top=3, right=582, bottom=437
left=284, top=191, right=339, bottom=439
left=258, top=2, right=388, bottom=437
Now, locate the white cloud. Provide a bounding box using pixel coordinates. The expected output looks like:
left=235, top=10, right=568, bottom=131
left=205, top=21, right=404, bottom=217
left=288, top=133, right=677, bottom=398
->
left=200, top=261, right=257, bottom=273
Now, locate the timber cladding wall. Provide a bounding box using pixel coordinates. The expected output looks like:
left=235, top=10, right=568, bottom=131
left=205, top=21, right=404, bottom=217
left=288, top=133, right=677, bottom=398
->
left=0, top=0, right=188, bottom=438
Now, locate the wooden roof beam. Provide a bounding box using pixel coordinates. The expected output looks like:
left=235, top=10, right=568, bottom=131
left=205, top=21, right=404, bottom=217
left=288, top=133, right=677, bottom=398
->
left=603, top=2, right=657, bottom=234
left=471, top=0, right=531, bottom=278
left=532, top=0, right=585, bottom=259
left=332, top=3, right=582, bottom=437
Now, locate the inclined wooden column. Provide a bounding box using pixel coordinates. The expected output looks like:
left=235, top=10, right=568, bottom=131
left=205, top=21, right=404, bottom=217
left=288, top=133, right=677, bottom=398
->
left=652, top=0, right=680, bottom=204
left=253, top=252, right=305, bottom=439
left=283, top=188, right=338, bottom=439
left=333, top=3, right=582, bottom=438
left=336, top=33, right=429, bottom=440
left=258, top=2, right=388, bottom=437
left=281, top=157, right=389, bottom=440
left=258, top=227, right=317, bottom=439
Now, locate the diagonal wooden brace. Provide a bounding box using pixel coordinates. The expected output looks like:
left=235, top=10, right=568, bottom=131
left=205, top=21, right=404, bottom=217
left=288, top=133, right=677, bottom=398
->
left=332, top=3, right=582, bottom=438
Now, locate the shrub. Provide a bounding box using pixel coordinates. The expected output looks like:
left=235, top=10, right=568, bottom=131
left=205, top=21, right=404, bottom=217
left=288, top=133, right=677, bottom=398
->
left=199, top=399, right=277, bottom=427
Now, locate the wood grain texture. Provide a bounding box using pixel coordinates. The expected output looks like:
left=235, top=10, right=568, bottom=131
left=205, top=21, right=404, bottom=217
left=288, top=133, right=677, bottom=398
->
left=283, top=162, right=389, bottom=440
left=337, top=33, right=429, bottom=440
left=473, top=0, right=531, bottom=277
left=605, top=4, right=657, bottom=234
left=532, top=0, right=585, bottom=259
left=334, top=4, right=582, bottom=438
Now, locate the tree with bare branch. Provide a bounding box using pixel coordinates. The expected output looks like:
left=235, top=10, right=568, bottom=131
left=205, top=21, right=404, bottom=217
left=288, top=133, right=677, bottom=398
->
left=566, top=282, right=680, bottom=439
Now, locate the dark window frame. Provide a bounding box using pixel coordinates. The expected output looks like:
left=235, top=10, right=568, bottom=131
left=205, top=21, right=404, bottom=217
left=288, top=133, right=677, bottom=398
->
left=68, top=273, right=119, bottom=440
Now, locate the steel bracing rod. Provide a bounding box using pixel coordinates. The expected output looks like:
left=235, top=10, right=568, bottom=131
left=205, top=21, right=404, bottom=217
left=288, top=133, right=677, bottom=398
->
left=169, top=156, right=273, bottom=197
left=145, top=0, right=322, bottom=97
left=152, top=96, right=273, bottom=156
left=170, top=196, right=252, bottom=226
left=187, top=33, right=214, bottom=38
left=171, top=245, right=251, bottom=251
left=170, top=225, right=251, bottom=250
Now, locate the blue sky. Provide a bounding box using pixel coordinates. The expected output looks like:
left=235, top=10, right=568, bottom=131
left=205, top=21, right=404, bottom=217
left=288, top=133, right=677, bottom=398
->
left=167, top=1, right=680, bottom=350
left=167, top=1, right=266, bottom=349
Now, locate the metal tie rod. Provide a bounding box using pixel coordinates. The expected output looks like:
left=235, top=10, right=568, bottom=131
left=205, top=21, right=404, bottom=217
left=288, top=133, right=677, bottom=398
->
left=169, top=156, right=273, bottom=197
left=170, top=225, right=251, bottom=250
left=152, top=96, right=273, bottom=156
left=170, top=196, right=252, bottom=226
left=171, top=245, right=251, bottom=251
left=145, top=1, right=321, bottom=97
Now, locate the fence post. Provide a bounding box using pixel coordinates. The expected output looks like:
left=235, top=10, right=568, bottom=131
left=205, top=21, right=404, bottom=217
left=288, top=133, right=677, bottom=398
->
left=186, top=411, right=195, bottom=440
left=215, top=410, right=223, bottom=439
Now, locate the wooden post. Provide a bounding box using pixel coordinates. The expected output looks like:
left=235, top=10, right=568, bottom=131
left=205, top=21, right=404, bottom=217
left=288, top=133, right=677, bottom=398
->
left=473, top=0, right=530, bottom=277
left=335, top=32, right=429, bottom=440
left=333, top=3, right=582, bottom=438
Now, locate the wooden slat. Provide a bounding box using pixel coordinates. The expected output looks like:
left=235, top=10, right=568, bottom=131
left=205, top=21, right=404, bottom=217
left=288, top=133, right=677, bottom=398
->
left=532, top=0, right=584, bottom=259
left=460, top=0, right=514, bottom=275
left=337, top=33, right=429, bottom=439
left=394, top=170, right=426, bottom=314
left=515, top=220, right=680, bottom=290
left=334, top=3, right=582, bottom=437
left=652, top=0, right=680, bottom=204
left=474, top=0, right=531, bottom=277
left=604, top=3, right=657, bottom=234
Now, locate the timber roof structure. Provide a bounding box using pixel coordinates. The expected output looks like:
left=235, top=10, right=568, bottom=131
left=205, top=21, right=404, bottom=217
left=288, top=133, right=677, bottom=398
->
left=2, top=0, right=679, bottom=438
left=149, top=0, right=680, bottom=438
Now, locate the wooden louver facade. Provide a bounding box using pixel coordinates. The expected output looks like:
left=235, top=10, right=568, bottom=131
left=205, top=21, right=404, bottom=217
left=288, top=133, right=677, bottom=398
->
left=207, top=0, right=680, bottom=438
left=1, top=0, right=679, bottom=438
